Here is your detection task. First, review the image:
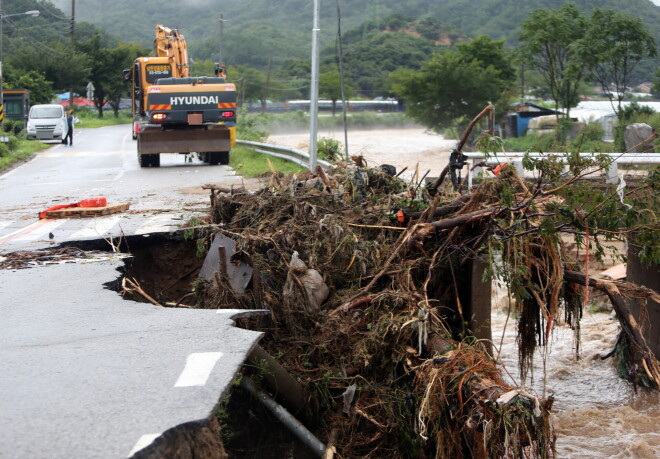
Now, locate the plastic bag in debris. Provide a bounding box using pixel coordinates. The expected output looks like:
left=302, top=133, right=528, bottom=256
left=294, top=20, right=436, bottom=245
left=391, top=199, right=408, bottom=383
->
left=342, top=383, right=357, bottom=415
left=285, top=251, right=329, bottom=312
left=298, top=177, right=326, bottom=192
left=300, top=268, right=329, bottom=311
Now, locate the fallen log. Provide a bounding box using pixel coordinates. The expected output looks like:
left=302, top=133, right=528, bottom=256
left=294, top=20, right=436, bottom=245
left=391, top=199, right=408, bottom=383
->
left=408, top=193, right=472, bottom=220
left=430, top=206, right=497, bottom=231
left=564, top=269, right=660, bottom=387
left=408, top=206, right=498, bottom=250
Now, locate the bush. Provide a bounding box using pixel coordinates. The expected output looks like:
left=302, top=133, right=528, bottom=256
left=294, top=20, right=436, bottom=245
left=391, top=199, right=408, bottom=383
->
left=6, top=136, right=19, bottom=152
left=0, top=143, right=9, bottom=158
left=2, top=120, right=24, bottom=136
left=619, top=102, right=655, bottom=121
left=320, top=111, right=415, bottom=130
left=503, top=121, right=615, bottom=154
left=317, top=137, right=342, bottom=162
left=236, top=110, right=269, bottom=142
left=614, top=103, right=658, bottom=152
left=578, top=122, right=604, bottom=142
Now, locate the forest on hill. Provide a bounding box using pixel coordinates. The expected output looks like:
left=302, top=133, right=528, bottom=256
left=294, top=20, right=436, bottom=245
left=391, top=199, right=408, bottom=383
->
left=48, top=0, right=660, bottom=68
left=2, top=0, right=658, bottom=118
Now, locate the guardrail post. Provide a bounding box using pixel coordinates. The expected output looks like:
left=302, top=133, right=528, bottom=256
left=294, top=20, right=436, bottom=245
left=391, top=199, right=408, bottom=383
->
left=606, top=161, right=618, bottom=184
left=513, top=159, right=524, bottom=179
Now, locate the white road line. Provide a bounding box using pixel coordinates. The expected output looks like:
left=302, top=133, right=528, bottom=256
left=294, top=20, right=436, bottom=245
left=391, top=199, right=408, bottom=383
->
left=14, top=219, right=67, bottom=242
left=40, top=151, right=121, bottom=158
left=0, top=220, right=47, bottom=243
left=135, top=214, right=179, bottom=235
left=128, top=433, right=162, bottom=456
left=174, top=352, right=223, bottom=387
left=66, top=216, right=121, bottom=240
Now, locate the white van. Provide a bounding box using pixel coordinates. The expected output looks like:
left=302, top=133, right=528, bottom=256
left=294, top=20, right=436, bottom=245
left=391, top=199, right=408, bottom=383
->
left=26, top=104, right=68, bottom=141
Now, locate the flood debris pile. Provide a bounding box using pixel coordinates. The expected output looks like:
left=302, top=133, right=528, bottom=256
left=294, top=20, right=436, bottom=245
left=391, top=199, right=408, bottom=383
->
left=187, top=128, right=660, bottom=457
left=196, top=164, right=563, bottom=458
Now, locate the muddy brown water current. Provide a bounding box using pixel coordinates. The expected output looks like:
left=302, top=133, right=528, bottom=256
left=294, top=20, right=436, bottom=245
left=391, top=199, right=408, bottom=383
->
left=493, top=311, right=660, bottom=458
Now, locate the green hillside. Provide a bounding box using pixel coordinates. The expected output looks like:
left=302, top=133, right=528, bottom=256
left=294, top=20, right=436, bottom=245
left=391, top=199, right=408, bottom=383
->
left=48, top=0, right=660, bottom=67
left=12, top=0, right=657, bottom=101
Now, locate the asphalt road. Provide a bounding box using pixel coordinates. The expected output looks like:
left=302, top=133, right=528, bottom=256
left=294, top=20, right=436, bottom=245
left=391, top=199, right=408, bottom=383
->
left=0, top=125, right=263, bottom=457
left=0, top=259, right=262, bottom=458
left=0, top=124, right=249, bottom=253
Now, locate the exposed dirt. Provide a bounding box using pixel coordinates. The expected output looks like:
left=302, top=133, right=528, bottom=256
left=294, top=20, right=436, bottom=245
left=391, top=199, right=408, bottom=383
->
left=133, top=417, right=228, bottom=459
left=121, top=238, right=205, bottom=306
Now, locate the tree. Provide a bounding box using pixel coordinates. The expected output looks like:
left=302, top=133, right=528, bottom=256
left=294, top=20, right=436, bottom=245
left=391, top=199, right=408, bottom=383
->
left=653, top=67, right=660, bottom=99
left=319, top=69, right=354, bottom=115
left=333, top=31, right=436, bottom=98
left=575, top=8, right=657, bottom=117
left=390, top=50, right=502, bottom=133
left=227, top=65, right=266, bottom=108
left=456, top=36, right=516, bottom=89
left=104, top=43, right=150, bottom=117
left=518, top=4, right=587, bottom=118
left=3, top=69, right=54, bottom=104
left=7, top=42, right=91, bottom=95
left=77, top=35, right=147, bottom=117
left=456, top=35, right=517, bottom=118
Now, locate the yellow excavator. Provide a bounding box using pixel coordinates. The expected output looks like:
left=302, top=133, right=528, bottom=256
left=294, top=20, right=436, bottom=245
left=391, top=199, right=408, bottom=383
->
left=124, top=25, right=236, bottom=167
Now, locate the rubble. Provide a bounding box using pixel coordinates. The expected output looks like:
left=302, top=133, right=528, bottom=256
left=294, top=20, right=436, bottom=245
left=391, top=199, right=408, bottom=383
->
left=0, top=246, right=124, bottom=270
left=196, top=163, right=563, bottom=457
left=189, top=121, right=660, bottom=456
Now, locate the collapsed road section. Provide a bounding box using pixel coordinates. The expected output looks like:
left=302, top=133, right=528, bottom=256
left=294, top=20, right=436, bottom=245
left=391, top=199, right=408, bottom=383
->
left=0, top=251, right=262, bottom=458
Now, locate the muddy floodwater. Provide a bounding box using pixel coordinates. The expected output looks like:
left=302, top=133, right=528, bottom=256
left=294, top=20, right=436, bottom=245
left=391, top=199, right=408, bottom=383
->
left=268, top=128, right=660, bottom=457
left=268, top=127, right=456, bottom=177
left=493, top=311, right=660, bottom=458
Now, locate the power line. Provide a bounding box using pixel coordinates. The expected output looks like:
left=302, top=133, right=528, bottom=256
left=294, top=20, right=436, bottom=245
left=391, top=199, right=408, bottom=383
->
left=34, top=2, right=71, bottom=21
left=2, top=18, right=71, bottom=57
left=3, top=22, right=68, bottom=37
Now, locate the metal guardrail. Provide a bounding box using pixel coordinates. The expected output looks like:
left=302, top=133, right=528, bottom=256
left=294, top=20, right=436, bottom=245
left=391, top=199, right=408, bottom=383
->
left=464, top=152, right=660, bottom=188
left=236, top=139, right=332, bottom=169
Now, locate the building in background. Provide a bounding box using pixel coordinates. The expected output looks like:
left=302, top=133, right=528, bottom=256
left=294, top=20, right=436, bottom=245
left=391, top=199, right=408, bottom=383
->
left=3, top=89, right=30, bottom=122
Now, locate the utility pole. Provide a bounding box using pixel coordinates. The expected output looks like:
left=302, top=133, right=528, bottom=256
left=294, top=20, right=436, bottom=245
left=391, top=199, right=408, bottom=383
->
left=308, top=0, right=320, bottom=171
left=215, top=13, right=229, bottom=78
left=336, top=0, right=349, bottom=160
left=69, top=0, right=75, bottom=110
left=262, top=58, right=272, bottom=114
left=219, top=13, right=224, bottom=65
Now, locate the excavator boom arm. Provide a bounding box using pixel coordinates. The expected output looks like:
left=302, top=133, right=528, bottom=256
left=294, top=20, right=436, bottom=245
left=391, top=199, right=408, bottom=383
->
left=154, top=24, right=189, bottom=78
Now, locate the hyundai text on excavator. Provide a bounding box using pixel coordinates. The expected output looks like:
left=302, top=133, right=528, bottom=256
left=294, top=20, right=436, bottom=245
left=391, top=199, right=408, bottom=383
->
left=124, top=25, right=236, bottom=167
